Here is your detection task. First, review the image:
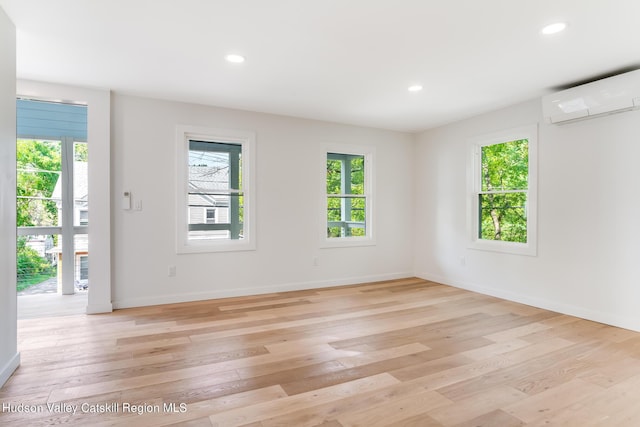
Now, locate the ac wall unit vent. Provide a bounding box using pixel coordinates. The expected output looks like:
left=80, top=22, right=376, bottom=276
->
left=542, top=69, right=640, bottom=124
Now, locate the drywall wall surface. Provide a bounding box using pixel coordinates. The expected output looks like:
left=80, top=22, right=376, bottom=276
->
left=111, top=94, right=414, bottom=307
left=414, top=98, right=640, bottom=330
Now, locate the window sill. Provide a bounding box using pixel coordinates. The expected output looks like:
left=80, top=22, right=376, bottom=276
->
left=320, top=237, right=376, bottom=249
left=177, top=239, right=256, bottom=254
left=468, top=239, right=536, bottom=256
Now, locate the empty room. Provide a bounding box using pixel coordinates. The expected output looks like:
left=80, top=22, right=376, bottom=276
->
left=2, top=1, right=640, bottom=426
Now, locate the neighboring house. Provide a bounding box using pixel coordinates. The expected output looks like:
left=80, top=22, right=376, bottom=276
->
left=48, top=161, right=89, bottom=291
left=51, top=161, right=89, bottom=227
left=24, top=235, right=55, bottom=263
left=46, top=236, right=88, bottom=291
left=187, top=165, right=231, bottom=239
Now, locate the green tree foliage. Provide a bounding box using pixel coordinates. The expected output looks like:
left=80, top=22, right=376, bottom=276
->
left=74, top=142, right=88, bottom=162
left=327, top=155, right=365, bottom=237
left=16, top=237, right=55, bottom=290
left=16, top=139, right=61, bottom=227
left=480, top=139, right=528, bottom=243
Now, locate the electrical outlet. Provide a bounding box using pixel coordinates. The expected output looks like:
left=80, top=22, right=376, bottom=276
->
left=168, top=265, right=176, bottom=277
left=313, top=256, right=319, bottom=267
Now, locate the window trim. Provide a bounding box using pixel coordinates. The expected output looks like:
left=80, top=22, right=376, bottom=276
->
left=176, top=125, right=256, bottom=254
left=467, top=124, right=538, bottom=256
left=321, top=144, right=375, bottom=248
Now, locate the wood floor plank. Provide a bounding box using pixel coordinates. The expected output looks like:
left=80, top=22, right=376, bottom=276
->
left=3, top=278, right=640, bottom=426
left=436, top=339, right=595, bottom=401
left=452, top=409, right=524, bottom=427
left=526, top=372, right=640, bottom=426
left=579, top=356, right=640, bottom=388
left=208, top=373, right=400, bottom=427
left=503, top=378, right=604, bottom=424
left=428, top=385, right=528, bottom=426
left=336, top=388, right=451, bottom=427
left=106, top=386, right=288, bottom=427
left=256, top=378, right=434, bottom=427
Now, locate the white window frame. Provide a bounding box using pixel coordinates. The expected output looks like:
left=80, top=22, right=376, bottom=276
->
left=467, top=124, right=538, bottom=256
left=321, top=144, right=375, bottom=248
left=176, top=125, right=256, bottom=253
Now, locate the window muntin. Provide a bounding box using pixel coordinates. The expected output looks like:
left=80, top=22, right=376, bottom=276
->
left=469, top=125, right=537, bottom=256
left=176, top=126, right=255, bottom=253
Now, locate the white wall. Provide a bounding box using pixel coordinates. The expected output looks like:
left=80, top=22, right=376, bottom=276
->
left=112, top=94, right=414, bottom=308
left=0, top=6, right=19, bottom=387
left=414, top=98, right=640, bottom=331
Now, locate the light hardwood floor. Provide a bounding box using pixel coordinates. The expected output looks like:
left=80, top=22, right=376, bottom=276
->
left=3, top=278, right=640, bottom=426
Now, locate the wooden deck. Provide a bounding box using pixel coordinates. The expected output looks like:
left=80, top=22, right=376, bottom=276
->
left=2, top=278, right=640, bottom=426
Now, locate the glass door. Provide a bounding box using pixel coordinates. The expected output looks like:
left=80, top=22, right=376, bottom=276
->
left=16, top=99, right=89, bottom=301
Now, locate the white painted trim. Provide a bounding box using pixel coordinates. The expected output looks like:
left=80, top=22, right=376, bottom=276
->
left=415, top=272, right=640, bottom=332
left=0, top=352, right=20, bottom=388
left=85, top=302, right=113, bottom=314
left=61, top=137, right=75, bottom=294
left=175, top=125, right=257, bottom=254
left=112, top=272, right=412, bottom=309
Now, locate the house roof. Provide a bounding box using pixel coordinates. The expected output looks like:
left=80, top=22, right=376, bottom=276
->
left=188, top=166, right=232, bottom=208
left=46, top=234, right=87, bottom=254
left=2, top=1, right=639, bottom=132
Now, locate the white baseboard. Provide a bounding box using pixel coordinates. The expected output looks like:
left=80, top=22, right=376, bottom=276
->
left=416, top=272, right=640, bottom=332
left=113, top=272, right=413, bottom=310
left=86, top=302, right=113, bottom=314
left=0, top=352, right=20, bottom=388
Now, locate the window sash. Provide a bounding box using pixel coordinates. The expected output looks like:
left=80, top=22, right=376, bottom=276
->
left=187, top=140, right=242, bottom=240
left=476, top=149, right=529, bottom=244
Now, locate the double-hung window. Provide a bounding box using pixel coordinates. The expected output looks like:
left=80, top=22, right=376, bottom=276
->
left=176, top=126, right=255, bottom=253
left=323, top=146, right=374, bottom=247
left=469, top=125, right=537, bottom=255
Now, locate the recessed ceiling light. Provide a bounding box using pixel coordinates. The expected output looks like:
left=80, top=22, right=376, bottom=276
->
left=225, top=54, right=245, bottom=63
left=541, top=22, right=567, bottom=35
left=408, top=85, right=423, bottom=92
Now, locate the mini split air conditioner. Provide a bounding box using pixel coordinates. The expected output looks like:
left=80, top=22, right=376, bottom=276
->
left=542, top=69, right=640, bottom=124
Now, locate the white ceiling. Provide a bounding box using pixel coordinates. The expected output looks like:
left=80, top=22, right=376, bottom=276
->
left=1, top=0, right=639, bottom=132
